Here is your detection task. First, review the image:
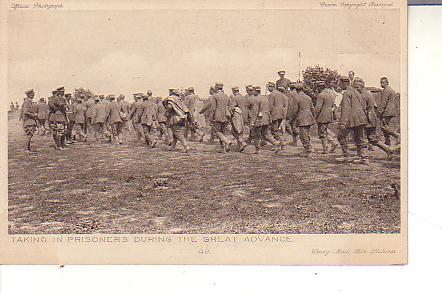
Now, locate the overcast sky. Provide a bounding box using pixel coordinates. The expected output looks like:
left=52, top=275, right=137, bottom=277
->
left=7, top=9, right=400, bottom=102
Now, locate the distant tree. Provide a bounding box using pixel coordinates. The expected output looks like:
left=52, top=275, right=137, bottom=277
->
left=73, top=88, right=94, bottom=99
left=302, top=65, right=341, bottom=100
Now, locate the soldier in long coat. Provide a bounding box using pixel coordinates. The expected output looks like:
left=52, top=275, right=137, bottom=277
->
left=267, top=82, right=288, bottom=145
left=22, top=89, right=38, bottom=151
left=227, top=86, right=247, bottom=152
left=64, top=93, right=76, bottom=144
left=378, top=77, right=400, bottom=145
left=72, top=98, right=87, bottom=141
left=210, top=83, right=232, bottom=152
left=48, top=87, right=68, bottom=150
left=36, top=97, right=49, bottom=135
left=139, top=94, right=158, bottom=148
left=156, top=97, right=171, bottom=145
left=199, top=86, right=216, bottom=144
left=314, top=84, right=338, bottom=153
left=118, top=94, right=132, bottom=138
left=92, top=97, right=111, bottom=141
left=291, top=83, right=316, bottom=157
left=286, top=82, right=300, bottom=146
left=129, top=94, right=144, bottom=140
left=353, top=78, right=392, bottom=160
left=84, top=95, right=96, bottom=136
left=106, top=94, right=123, bottom=144
left=164, top=89, right=190, bottom=152
left=183, top=87, right=204, bottom=142
left=249, top=86, right=281, bottom=154
left=336, top=76, right=369, bottom=164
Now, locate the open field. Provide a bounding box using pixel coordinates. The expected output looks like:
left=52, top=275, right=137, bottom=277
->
left=8, top=112, right=400, bottom=234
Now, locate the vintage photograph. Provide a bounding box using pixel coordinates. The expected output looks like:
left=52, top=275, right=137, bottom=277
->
left=6, top=6, right=403, bottom=239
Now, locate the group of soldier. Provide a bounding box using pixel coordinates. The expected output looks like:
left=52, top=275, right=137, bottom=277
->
left=19, top=70, right=400, bottom=165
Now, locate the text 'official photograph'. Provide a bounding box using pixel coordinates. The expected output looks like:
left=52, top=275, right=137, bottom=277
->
left=7, top=8, right=403, bottom=237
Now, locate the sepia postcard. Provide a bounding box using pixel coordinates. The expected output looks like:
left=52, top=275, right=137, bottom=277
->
left=0, top=0, right=407, bottom=265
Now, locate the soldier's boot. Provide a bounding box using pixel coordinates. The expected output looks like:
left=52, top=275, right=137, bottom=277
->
left=336, top=144, right=350, bottom=162
left=53, top=134, right=59, bottom=147
left=321, top=138, right=329, bottom=154
left=299, top=144, right=312, bottom=157
left=59, top=136, right=66, bottom=150
left=26, top=137, right=32, bottom=151
left=238, top=141, right=248, bottom=152
left=292, top=135, right=298, bottom=146
left=352, top=157, right=370, bottom=165
left=375, top=141, right=394, bottom=161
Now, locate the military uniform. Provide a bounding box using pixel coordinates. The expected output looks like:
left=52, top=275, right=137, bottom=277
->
left=48, top=91, right=68, bottom=149
left=210, top=84, right=232, bottom=150
left=250, top=88, right=280, bottom=152
left=156, top=98, right=171, bottom=145
left=286, top=88, right=300, bottom=145
left=183, top=91, right=203, bottom=141
left=118, top=95, right=132, bottom=136
left=129, top=95, right=144, bottom=140
left=106, top=96, right=123, bottom=144
left=164, top=92, right=190, bottom=152
left=73, top=101, right=87, bottom=140
left=92, top=99, right=111, bottom=140
left=36, top=99, right=49, bottom=134
left=314, top=88, right=338, bottom=153
left=268, top=85, right=288, bottom=143
left=22, top=95, right=37, bottom=140
left=84, top=97, right=96, bottom=135
left=378, top=84, right=400, bottom=145
left=291, top=85, right=316, bottom=155
left=337, top=78, right=368, bottom=161
left=139, top=96, right=158, bottom=147
left=228, top=89, right=247, bottom=151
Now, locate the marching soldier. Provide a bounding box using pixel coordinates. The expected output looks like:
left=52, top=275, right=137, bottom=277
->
left=199, top=86, right=216, bottom=144
left=275, top=70, right=291, bottom=90
left=163, top=89, right=190, bottom=152
left=250, top=86, right=281, bottom=154
left=267, top=82, right=288, bottom=145
left=118, top=94, right=131, bottom=138
left=210, top=82, right=232, bottom=152
left=156, top=97, right=171, bottom=145
left=48, top=87, right=68, bottom=150
left=353, top=78, right=393, bottom=160
left=22, top=89, right=38, bottom=152
left=72, top=98, right=88, bottom=142
left=286, top=82, right=300, bottom=146
left=228, top=86, right=247, bottom=152
left=129, top=93, right=144, bottom=140
left=84, top=95, right=96, bottom=136
left=64, top=93, right=75, bottom=144
left=336, top=76, right=369, bottom=165
left=36, top=97, right=49, bottom=135
left=291, top=82, right=316, bottom=157
left=183, top=87, right=204, bottom=142
left=92, top=96, right=111, bottom=141
left=314, top=83, right=338, bottom=154
left=139, top=94, right=158, bottom=148
left=378, top=77, right=400, bottom=145
left=106, top=94, right=123, bottom=145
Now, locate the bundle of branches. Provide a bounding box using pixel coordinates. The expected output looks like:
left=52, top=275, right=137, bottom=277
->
left=302, top=65, right=341, bottom=100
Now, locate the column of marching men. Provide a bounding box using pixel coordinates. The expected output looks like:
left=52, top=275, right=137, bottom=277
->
left=18, top=70, right=400, bottom=165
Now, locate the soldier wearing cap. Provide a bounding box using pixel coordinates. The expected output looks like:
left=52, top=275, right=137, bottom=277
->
left=244, top=85, right=256, bottom=143
left=72, top=97, right=88, bottom=142
left=286, top=82, right=300, bottom=146
left=92, top=95, right=111, bottom=141
left=48, top=87, right=68, bottom=150
left=22, top=89, right=38, bottom=151
left=163, top=89, right=191, bottom=152
left=378, top=77, right=400, bottom=146
left=84, top=95, right=96, bottom=136
left=36, top=97, right=49, bottom=135
left=199, top=86, right=217, bottom=144
left=106, top=94, right=123, bottom=144
left=314, top=82, right=338, bottom=154
left=276, top=70, right=291, bottom=90
left=155, top=97, right=171, bottom=145
left=290, top=82, right=316, bottom=157
left=139, top=93, right=158, bottom=148
left=64, top=93, right=76, bottom=144
left=353, top=78, right=393, bottom=160
left=249, top=85, right=281, bottom=154
left=227, top=86, right=247, bottom=152
left=117, top=94, right=131, bottom=138
left=183, top=87, right=204, bottom=142
left=209, top=82, right=233, bottom=152
left=267, top=81, right=288, bottom=146
left=336, top=76, right=369, bottom=164
left=129, top=93, right=144, bottom=140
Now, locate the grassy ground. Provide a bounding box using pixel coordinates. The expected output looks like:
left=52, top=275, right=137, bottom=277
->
left=8, top=112, right=400, bottom=234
